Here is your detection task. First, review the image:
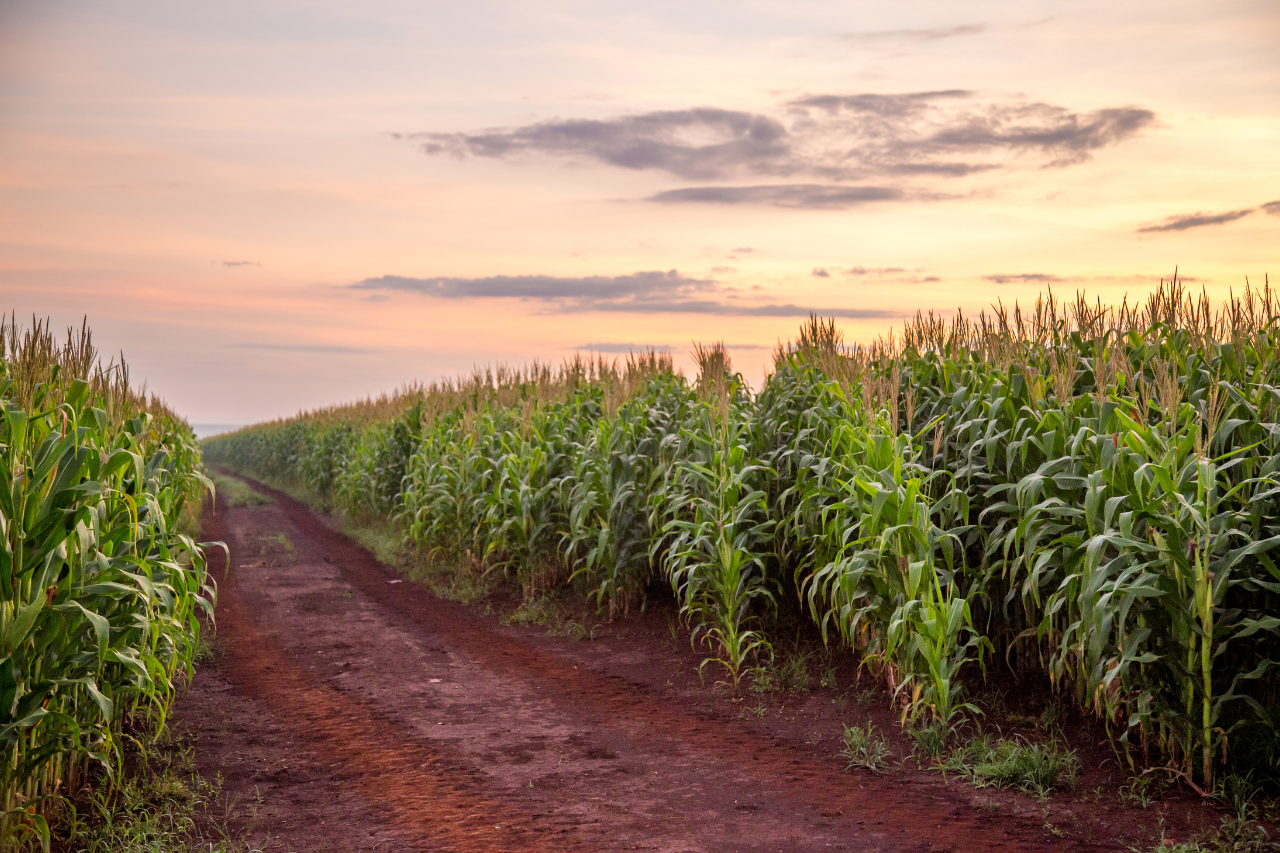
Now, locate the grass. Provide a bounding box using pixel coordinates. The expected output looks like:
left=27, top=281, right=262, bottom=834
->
left=61, top=734, right=270, bottom=853
left=1121, top=774, right=1169, bottom=808
left=256, top=532, right=294, bottom=557
left=750, top=646, right=812, bottom=694
left=211, top=466, right=500, bottom=610
left=839, top=723, right=891, bottom=773
left=331, top=511, right=502, bottom=607
left=1184, top=777, right=1280, bottom=852
left=505, top=595, right=561, bottom=627
left=910, top=722, right=950, bottom=761
left=335, top=515, right=402, bottom=567
left=942, top=734, right=1078, bottom=800
left=212, top=474, right=273, bottom=507
left=1129, top=815, right=1277, bottom=852
left=503, top=594, right=601, bottom=641
left=417, top=565, right=493, bottom=605
left=552, top=619, right=601, bottom=641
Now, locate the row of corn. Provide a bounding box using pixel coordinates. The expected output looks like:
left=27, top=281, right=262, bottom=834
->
left=0, top=318, right=215, bottom=851
left=205, top=280, right=1280, bottom=791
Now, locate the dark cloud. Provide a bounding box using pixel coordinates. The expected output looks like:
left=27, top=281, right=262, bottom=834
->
left=1261, top=200, right=1280, bottom=216
left=648, top=184, right=903, bottom=209
left=812, top=267, right=831, bottom=277
left=984, top=273, right=1065, bottom=284
left=1137, top=209, right=1254, bottom=233
left=236, top=342, right=374, bottom=354
left=350, top=270, right=897, bottom=319
left=405, top=91, right=1155, bottom=197
left=221, top=260, right=260, bottom=267
left=842, top=24, right=987, bottom=43
left=788, top=95, right=1154, bottom=171
left=731, top=246, right=755, bottom=253
left=414, top=109, right=788, bottom=181
left=927, top=106, right=1153, bottom=169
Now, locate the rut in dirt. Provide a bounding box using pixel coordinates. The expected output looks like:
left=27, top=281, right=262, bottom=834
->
left=187, top=476, right=1090, bottom=853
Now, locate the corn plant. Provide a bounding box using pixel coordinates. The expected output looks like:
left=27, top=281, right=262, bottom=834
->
left=1, top=320, right=215, bottom=851
left=657, top=382, right=776, bottom=687
left=563, top=375, right=690, bottom=616
left=204, top=280, right=1280, bottom=783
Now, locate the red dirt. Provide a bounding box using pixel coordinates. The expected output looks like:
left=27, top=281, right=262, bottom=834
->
left=173, top=476, right=1224, bottom=852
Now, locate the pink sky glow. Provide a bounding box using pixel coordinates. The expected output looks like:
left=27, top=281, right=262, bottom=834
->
left=1, top=0, right=1277, bottom=424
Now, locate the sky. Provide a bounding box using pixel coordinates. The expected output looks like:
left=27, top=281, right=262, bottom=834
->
left=1, top=0, right=1277, bottom=424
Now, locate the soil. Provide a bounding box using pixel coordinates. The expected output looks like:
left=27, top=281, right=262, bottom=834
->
left=173, top=474, right=1234, bottom=852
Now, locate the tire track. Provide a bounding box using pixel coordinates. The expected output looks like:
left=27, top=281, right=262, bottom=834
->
left=205, top=491, right=590, bottom=853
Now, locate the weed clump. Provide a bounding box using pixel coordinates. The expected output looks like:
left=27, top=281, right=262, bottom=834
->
left=943, top=735, right=1078, bottom=800
left=839, top=723, right=892, bottom=773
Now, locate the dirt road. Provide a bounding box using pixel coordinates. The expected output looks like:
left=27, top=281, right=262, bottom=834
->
left=173, top=477, right=1167, bottom=852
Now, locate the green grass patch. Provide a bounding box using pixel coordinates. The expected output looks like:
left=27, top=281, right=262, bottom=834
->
left=839, top=722, right=892, bottom=773
left=1128, top=816, right=1276, bottom=852
left=749, top=647, right=812, bottom=695
left=505, top=595, right=561, bottom=627
left=942, top=734, right=1078, bottom=800
left=502, top=594, right=601, bottom=640
left=335, top=515, right=403, bottom=567
left=909, top=722, right=950, bottom=760
left=212, top=474, right=273, bottom=508
left=59, top=728, right=269, bottom=853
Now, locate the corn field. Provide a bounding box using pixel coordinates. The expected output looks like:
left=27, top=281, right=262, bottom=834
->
left=0, top=317, right=215, bottom=851
left=204, top=279, right=1280, bottom=793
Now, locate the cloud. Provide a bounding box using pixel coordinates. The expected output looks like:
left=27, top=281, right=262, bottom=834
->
left=235, top=342, right=374, bottom=354
left=648, top=184, right=904, bottom=208
left=812, top=267, right=831, bottom=277
left=405, top=91, right=1155, bottom=197
left=221, top=260, right=261, bottom=267
left=842, top=24, right=987, bottom=43
left=411, top=109, right=789, bottom=181
left=846, top=266, right=907, bottom=276
left=575, top=342, right=672, bottom=353
left=1137, top=208, right=1254, bottom=233
left=350, top=270, right=899, bottom=319
left=705, top=304, right=895, bottom=318
left=352, top=270, right=714, bottom=301
left=1261, top=200, right=1280, bottom=216
left=983, top=273, right=1065, bottom=284
left=575, top=341, right=769, bottom=353
left=788, top=95, right=1154, bottom=171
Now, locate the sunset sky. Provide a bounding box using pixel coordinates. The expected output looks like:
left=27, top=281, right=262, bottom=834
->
left=2, top=0, right=1277, bottom=426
